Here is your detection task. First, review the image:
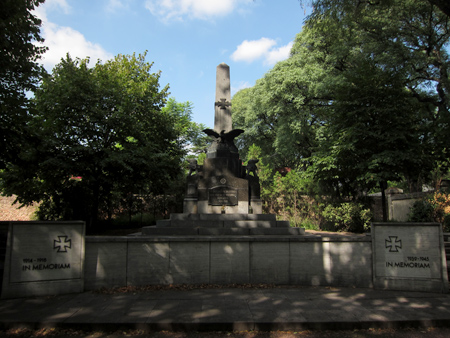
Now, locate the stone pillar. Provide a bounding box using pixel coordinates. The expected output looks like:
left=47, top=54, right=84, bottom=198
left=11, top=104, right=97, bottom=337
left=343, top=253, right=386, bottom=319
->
left=214, top=63, right=232, bottom=133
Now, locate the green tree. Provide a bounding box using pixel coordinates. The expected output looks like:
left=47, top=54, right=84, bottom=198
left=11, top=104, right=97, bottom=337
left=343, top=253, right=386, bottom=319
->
left=162, top=98, right=209, bottom=157
left=304, top=0, right=449, bottom=219
left=235, top=0, right=449, bottom=222
left=238, top=0, right=449, bottom=188
left=0, top=0, right=46, bottom=168
left=233, top=87, right=277, bottom=162
left=300, top=0, right=450, bottom=19
left=1, top=53, right=183, bottom=227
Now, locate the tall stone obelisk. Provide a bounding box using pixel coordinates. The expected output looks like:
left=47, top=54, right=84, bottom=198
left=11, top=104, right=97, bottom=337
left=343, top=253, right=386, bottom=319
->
left=214, top=63, right=232, bottom=132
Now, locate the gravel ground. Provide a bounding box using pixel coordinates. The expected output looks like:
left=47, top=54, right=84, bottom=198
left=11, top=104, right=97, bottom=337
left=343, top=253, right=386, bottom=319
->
left=2, top=327, right=450, bottom=338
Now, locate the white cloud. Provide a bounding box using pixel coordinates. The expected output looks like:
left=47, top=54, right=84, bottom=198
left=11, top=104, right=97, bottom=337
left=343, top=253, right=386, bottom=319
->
left=231, top=81, right=251, bottom=96
left=33, top=0, right=71, bottom=21
left=46, top=0, right=72, bottom=14
left=106, top=0, right=131, bottom=13
left=33, top=1, right=113, bottom=70
left=231, top=38, right=293, bottom=65
left=145, top=0, right=251, bottom=21
left=265, top=41, right=294, bottom=66
left=39, top=24, right=114, bottom=69
left=231, top=38, right=276, bottom=63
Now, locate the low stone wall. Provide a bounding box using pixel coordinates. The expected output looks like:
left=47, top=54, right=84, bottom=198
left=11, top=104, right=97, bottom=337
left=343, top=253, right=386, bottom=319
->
left=84, top=235, right=373, bottom=290
left=388, top=192, right=428, bottom=222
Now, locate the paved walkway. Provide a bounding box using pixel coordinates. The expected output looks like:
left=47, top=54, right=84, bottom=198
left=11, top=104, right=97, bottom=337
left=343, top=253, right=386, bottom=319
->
left=0, top=286, right=450, bottom=332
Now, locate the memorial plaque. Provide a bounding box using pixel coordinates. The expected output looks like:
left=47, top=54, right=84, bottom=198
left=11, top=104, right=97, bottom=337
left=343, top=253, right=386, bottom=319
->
left=10, top=224, right=83, bottom=282
left=209, top=186, right=238, bottom=206
left=2, top=221, right=85, bottom=299
left=372, top=222, right=448, bottom=293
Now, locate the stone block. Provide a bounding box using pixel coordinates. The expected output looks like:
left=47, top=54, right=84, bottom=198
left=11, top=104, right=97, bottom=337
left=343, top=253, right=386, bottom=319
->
left=193, top=220, right=225, bottom=228
left=170, top=220, right=197, bottom=227
left=199, top=214, right=241, bottom=221
left=250, top=242, right=289, bottom=284
left=225, top=220, right=274, bottom=228
left=199, top=228, right=250, bottom=236
left=141, top=226, right=156, bottom=235
left=276, top=221, right=291, bottom=228
left=84, top=240, right=127, bottom=290
left=371, top=222, right=448, bottom=293
left=247, top=214, right=276, bottom=221
left=289, top=241, right=373, bottom=287
left=169, top=242, right=210, bottom=284
left=156, top=220, right=171, bottom=227
left=171, top=213, right=200, bottom=221
left=210, top=242, right=250, bottom=284
left=250, top=199, right=263, bottom=214
left=141, top=227, right=199, bottom=236
left=1, top=221, right=85, bottom=299
left=290, top=242, right=330, bottom=286
left=183, top=199, right=198, bottom=214
left=197, top=214, right=275, bottom=221
left=249, top=228, right=301, bottom=236
left=291, top=227, right=306, bottom=235
left=236, top=201, right=250, bottom=214
left=328, top=241, right=373, bottom=287
left=196, top=201, right=249, bottom=214
left=127, top=242, right=172, bottom=285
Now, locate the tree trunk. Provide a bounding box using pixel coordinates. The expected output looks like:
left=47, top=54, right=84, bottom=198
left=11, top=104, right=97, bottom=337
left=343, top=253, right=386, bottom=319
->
left=380, top=180, right=388, bottom=222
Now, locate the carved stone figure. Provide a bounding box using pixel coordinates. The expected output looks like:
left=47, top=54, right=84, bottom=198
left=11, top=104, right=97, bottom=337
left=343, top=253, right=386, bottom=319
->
left=187, top=158, right=198, bottom=176
left=203, top=129, right=244, bottom=154
left=246, top=159, right=259, bottom=178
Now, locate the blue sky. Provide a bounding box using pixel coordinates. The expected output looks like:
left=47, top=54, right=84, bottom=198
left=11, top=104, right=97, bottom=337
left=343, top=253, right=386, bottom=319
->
left=34, top=0, right=310, bottom=128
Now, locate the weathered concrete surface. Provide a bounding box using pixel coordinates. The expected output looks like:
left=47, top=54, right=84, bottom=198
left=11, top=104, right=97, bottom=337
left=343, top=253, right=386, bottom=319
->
left=0, top=286, right=449, bottom=331
left=85, top=235, right=373, bottom=290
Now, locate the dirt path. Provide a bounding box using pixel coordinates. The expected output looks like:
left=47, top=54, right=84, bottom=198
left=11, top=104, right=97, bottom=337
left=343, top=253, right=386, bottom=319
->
left=0, top=195, right=37, bottom=221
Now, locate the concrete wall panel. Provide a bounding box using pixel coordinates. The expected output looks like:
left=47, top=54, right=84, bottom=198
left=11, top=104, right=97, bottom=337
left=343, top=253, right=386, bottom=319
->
left=84, top=241, right=127, bottom=290
left=210, top=242, right=249, bottom=284
left=250, top=242, right=289, bottom=284
left=127, top=242, right=172, bottom=285
left=290, top=242, right=329, bottom=286
left=169, top=242, right=210, bottom=284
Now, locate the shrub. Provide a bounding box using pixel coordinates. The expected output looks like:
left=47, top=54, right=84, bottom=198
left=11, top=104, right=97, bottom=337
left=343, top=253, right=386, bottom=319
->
left=408, top=199, right=434, bottom=222
left=408, top=192, right=450, bottom=231
left=322, top=202, right=372, bottom=233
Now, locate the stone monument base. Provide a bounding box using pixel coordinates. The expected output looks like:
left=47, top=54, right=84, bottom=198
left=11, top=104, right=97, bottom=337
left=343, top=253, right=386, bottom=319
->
left=141, top=213, right=304, bottom=236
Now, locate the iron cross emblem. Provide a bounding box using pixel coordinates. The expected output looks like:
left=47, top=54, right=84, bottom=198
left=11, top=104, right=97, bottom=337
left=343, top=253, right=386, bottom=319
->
left=215, top=98, right=231, bottom=110
left=385, top=236, right=402, bottom=252
left=54, top=235, right=72, bottom=253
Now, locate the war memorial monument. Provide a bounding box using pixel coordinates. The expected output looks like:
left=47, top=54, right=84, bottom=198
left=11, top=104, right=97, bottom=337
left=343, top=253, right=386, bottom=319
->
left=0, top=64, right=448, bottom=299
left=141, top=63, right=303, bottom=236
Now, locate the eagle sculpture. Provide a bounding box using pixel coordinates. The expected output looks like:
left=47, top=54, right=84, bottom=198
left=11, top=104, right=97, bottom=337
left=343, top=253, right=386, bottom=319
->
left=203, top=129, right=245, bottom=154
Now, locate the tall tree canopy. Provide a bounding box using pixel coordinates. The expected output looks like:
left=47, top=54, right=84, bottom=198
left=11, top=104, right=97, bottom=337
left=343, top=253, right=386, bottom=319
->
left=1, top=53, right=184, bottom=226
left=0, top=0, right=46, bottom=168
left=428, top=0, right=450, bottom=17
left=162, top=98, right=210, bottom=157
left=233, top=0, right=450, bottom=202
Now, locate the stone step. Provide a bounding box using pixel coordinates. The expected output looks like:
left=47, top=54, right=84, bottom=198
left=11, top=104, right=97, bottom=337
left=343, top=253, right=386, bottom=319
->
left=141, top=227, right=198, bottom=236
left=168, top=213, right=277, bottom=222
left=141, top=226, right=305, bottom=236
left=156, top=219, right=290, bottom=228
